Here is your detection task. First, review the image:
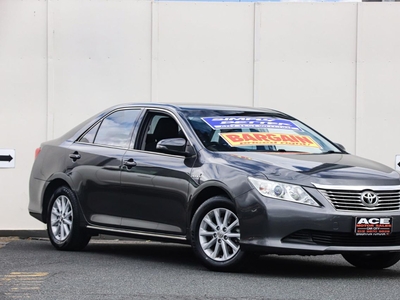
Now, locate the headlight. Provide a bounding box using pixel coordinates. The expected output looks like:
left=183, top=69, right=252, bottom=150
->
left=248, top=177, right=320, bottom=207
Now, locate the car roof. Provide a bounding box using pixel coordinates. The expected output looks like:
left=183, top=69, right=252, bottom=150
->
left=112, top=102, right=288, bottom=116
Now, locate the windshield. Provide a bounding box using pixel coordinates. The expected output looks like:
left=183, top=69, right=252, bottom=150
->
left=184, top=109, right=341, bottom=154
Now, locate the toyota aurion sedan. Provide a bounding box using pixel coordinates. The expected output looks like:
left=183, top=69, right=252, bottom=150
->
left=29, top=103, right=400, bottom=271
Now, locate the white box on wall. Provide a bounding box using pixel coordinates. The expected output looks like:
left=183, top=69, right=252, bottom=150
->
left=396, top=155, right=400, bottom=172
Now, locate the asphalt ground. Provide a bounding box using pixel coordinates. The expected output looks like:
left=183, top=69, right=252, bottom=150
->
left=1, top=237, right=400, bottom=300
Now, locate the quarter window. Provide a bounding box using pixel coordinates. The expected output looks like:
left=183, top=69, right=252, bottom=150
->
left=80, top=123, right=100, bottom=144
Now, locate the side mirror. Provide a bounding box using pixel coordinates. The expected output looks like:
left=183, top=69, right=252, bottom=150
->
left=156, top=138, right=195, bottom=157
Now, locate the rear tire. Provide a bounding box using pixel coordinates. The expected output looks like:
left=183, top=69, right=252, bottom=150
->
left=191, top=196, right=247, bottom=272
left=47, top=186, right=91, bottom=251
left=342, top=252, right=400, bottom=269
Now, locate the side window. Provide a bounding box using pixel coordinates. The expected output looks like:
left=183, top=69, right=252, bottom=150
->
left=142, top=114, right=183, bottom=152
left=80, top=109, right=140, bottom=148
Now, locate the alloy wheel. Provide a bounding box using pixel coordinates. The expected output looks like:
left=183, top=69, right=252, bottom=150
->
left=50, top=195, right=73, bottom=242
left=199, top=208, right=240, bottom=262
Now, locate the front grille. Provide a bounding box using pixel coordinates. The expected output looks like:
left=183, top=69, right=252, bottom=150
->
left=283, top=230, right=400, bottom=247
left=318, top=189, right=400, bottom=211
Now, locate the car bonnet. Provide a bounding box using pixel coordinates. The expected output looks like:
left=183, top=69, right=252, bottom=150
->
left=224, top=152, right=400, bottom=187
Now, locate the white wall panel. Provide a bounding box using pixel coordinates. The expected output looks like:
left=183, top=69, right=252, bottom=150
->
left=256, top=3, right=357, bottom=153
left=356, top=4, right=400, bottom=168
left=1, top=1, right=400, bottom=231
left=155, top=2, right=254, bottom=106
left=50, top=0, right=152, bottom=138
left=0, top=1, right=48, bottom=229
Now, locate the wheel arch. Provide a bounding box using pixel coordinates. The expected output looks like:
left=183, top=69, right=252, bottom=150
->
left=188, top=184, right=235, bottom=229
left=42, top=176, right=73, bottom=223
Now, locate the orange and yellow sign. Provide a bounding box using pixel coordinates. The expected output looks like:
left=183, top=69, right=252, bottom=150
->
left=219, top=132, right=321, bottom=148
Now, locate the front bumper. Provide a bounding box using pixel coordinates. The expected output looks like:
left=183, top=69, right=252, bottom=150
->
left=237, top=188, right=400, bottom=255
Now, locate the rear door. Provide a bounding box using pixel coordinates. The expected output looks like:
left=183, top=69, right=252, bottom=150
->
left=66, top=108, right=142, bottom=226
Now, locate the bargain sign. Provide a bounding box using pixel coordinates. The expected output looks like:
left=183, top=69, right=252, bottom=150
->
left=219, top=132, right=321, bottom=148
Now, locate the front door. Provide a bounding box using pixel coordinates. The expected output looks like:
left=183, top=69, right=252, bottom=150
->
left=119, top=112, right=195, bottom=235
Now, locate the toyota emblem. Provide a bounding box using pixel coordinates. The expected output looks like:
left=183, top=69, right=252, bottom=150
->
left=360, top=191, right=379, bottom=206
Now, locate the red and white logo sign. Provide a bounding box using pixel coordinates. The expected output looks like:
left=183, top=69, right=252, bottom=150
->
left=355, top=217, right=392, bottom=236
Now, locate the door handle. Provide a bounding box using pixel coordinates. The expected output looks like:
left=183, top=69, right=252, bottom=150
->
left=69, top=152, right=81, bottom=161
left=123, top=159, right=137, bottom=168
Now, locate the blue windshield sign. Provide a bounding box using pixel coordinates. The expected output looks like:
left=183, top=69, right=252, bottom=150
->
left=202, top=117, right=301, bottom=131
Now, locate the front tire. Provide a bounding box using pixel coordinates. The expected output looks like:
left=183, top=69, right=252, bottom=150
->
left=191, top=196, right=247, bottom=272
left=342, top=252, right=400, bottom=269
left=47, top=186, right=91, bottom=251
